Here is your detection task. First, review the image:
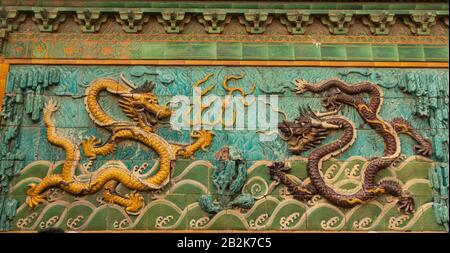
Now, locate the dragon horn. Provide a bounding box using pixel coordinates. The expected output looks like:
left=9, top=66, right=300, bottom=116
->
left=298, top=106, right=304, bottom=116
left=120, top=73, right=136, bottom=89
left=121, top=93, right=141, bottom=99
left=315, top=109, right=338, bottom=118
left=306, top=105, right=321, bottom=120
left=303, top=104, right=313, bottom=118
left=305, top=104, right=312, bottom=116
left=311, top=119, right=340, bottom=129
left=131, top=80, right=155, bottom=93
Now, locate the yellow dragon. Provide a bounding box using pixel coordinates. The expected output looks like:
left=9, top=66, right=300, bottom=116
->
left=26, top=75, right=214, bottom=214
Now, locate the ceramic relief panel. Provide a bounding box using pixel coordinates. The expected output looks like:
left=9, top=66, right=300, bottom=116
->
left=0, top=65, right=448, bottom=231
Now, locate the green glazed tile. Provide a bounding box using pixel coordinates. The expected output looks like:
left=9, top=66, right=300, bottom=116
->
left=289, top=4, right=312, bottom=9
left=123, top=2, right=151, bottom=8
left=344, top=202, right=387, bottom=231
left=268, top=43, right=295, bottom=60
left=83, top=206, right=109, bottom=230
left=217, top=43, right=243, bottom=60
left=415, top=4, right=442, bottom=10
left=306, top=205, right=347, bottom=231
left=388, top=4, right=416, bottom=10
left=203, top=2, right=232, bottom=8
left=151, top=2, right=179, bottom=8
left=346, top=44, right=373, bottom=61
left=242, top=43, right=268, bottom=60
left=423, top=45, right=449, bottom=62
left=90, top=2, right=122, bottom=7
left=336, top=4, right=362, bottom=10
left=178, top=3, right=203, bottom=8
left=398, top=45, right=425, bottom=61
left=320, top=44, right=347, bottom=61
left=191, top=43, right=217, bottom=60
left=184, top=204, right=212, bottom=230
left=294, top=44, right=322, bottom=60
left=268, top=202, right=307, bottom=230
left=372, top=44, right=399, bottom=61
left=231, top=3, right=260, bottom=9
left=315, top=3, right=338, bottom=9
left=363, top=4, right=386, bottom=10
left=141, top=43, right=165, bottom=59
left=259, top=3, right=284, bottom=9
left=164, top=42, right=192, bottom=59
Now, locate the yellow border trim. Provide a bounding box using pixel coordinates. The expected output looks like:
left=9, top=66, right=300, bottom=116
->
left=1, top=59, right=448, bottom=68
left=0, top=63, right=10, bottom=112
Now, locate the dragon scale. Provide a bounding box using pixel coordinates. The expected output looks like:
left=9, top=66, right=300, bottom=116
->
left=26, top=77, right=213, bottom=213
left=271, top=79, right=433, bottom=213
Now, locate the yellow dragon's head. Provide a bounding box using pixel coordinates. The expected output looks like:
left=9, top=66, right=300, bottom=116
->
left=118, top=81, right=172, bottom=128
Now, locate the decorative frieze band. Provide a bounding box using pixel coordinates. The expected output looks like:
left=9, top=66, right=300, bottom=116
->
left=1, top=7, right=449, bottom=52
left=1, top=8, right=448, bottom=35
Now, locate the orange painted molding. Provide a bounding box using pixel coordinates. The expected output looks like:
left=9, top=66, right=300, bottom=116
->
left=0, top=63, right=10, bottom=112
left=0, top=59, right=448, bottom=68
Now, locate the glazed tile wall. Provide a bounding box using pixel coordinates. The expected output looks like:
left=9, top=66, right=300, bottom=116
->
left=0, top=65, right=448, bottom=231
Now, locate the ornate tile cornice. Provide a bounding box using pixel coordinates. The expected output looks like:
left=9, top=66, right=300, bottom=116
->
left=0, top=2, right=448, bottom=57
left=2, top=1, right=450, bottom=7
left=0, top=7, right=447, bottom=35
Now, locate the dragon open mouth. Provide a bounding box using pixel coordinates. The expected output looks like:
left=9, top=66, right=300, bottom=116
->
left=142, top=108, right=172, bottom=127
left=142, top=109, right=161, bottom=125
left=278, top=121, right=294, bottom=141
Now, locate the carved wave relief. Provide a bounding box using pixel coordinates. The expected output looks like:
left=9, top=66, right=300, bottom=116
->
left=10, top=156, right=443, bottom=231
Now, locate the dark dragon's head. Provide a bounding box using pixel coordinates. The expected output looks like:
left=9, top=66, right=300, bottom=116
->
left=278, top=106, right=339, bottom=154
left=118, top=80, right=172, bottom=128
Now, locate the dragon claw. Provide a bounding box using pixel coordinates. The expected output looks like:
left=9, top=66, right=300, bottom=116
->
left=44, top=99, right=59, bottom=112
left=294, top=79, right=308, bottom=94
left=177, top=130, right=214, bottom=158
left=190, top=131, right=199, bottom=138
left=192, top=130, right=214, bottom=148
left=413, top=143, right=432, bottom=157
left=322, top=94, right=342, bottom=111
left=397, top=192, right=415, bottom=214
left=200, top=142, right=210, bottom=151
left=124, top=193, right=144, bottom=214
left=26, top=184, right=45, bottom=208
left=179, top=148, right=194, bottom=158
left=81, top=136, right=101, bottom=159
